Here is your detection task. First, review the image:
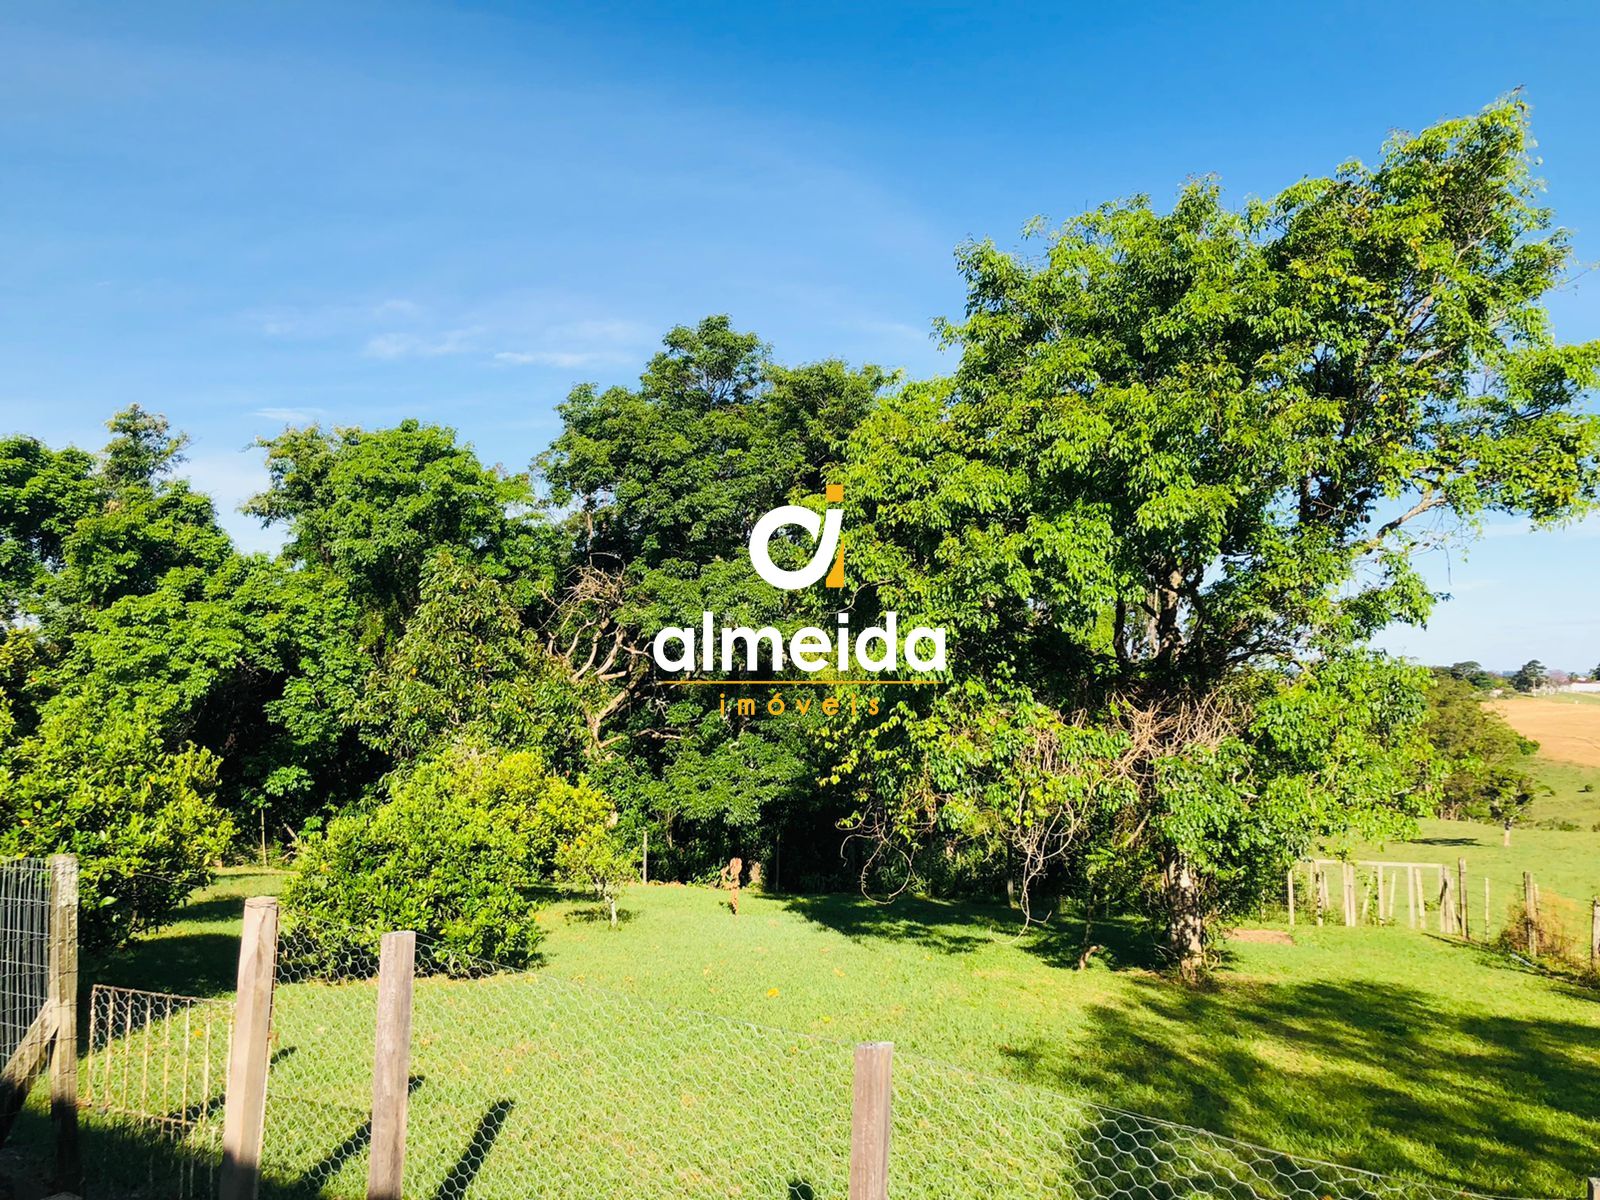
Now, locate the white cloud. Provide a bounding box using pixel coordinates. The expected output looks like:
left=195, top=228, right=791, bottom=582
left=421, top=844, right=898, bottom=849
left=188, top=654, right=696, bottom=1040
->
left=362, top=328, right=481, bottom=360
left=251, top=406, right=327, bottom=425
left=1482, top=513, right=1600, bottom=539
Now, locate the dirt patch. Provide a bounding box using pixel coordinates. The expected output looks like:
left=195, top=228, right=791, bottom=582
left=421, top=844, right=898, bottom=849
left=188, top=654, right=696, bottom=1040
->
left=1491, top=697, right=1600, bottom=767
left=1229, top=928, right=1294, bottom=945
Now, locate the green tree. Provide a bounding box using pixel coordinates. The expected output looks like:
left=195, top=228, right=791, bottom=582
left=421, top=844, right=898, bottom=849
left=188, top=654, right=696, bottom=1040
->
left=0, top=435, right=100, bottom=615
left=537, top=317, right=886, bottom=869
left=355, top=550, right=585, bottom=767
left=1511, top=659, right=1548, bottom=692
left=841, top=98, right=1600, bottom=973
left=0, top=691, right=234, bottom=947
left=1422, top=673, right=1539, bottom=827
left=1447, top=661, right=1495, bottom=690
left=246, top=419, right=556, bottom=638
left=556, top=824, right=637, bottom=928
left=285, top=742, right=611, bottom=963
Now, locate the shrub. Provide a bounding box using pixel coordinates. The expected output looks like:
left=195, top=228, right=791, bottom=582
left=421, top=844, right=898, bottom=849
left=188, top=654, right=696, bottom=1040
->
left=556, top=824, right=637, bottom=928
left=285, top=742, right=610, bottom=964
left=0, top=692, right=233, bottom=947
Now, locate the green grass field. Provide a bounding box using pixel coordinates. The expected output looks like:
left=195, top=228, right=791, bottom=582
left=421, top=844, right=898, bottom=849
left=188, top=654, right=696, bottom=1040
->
left=33, top=804, right=1599, bottom=1200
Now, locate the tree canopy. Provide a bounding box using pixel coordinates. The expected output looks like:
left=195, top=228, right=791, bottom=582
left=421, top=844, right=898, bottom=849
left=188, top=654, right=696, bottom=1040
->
left=3, top=99, right=1594, bottom=969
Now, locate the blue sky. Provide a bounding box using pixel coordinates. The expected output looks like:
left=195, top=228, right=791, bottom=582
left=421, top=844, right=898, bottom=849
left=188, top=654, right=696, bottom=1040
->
left=2, top=1, right=1597, bottom=672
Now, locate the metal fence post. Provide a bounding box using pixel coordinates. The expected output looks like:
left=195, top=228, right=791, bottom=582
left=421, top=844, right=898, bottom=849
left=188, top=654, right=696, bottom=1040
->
left=849, top=1042, right=892, bottom=1200
left=220, top=897, right=279, bottom=1200
left=47, top=854, right=78, bottom=1188
left=367, top=931, right=416, bottom=1200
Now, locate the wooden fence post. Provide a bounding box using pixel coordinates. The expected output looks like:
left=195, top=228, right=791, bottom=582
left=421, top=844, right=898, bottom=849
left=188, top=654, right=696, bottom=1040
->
left=1523, top=872, right=1538, bottom=958
left=1585, top=1175, right=1598, bottom=1200
left=47, top=854, right=78, bottom=1189
left=1286, top=869, right=1295, bottom=928
left=849, top=1042, right=893, bottom=1200
left=1342, top=864, right=1355, bottom=927
left=368, top=931, right=416, bottom=1200
left=1457, top=859, right=1469, bottom=942
left=220, top=897, right=279, bottom=1200
left=1590, top=898, right=1598, bottom=967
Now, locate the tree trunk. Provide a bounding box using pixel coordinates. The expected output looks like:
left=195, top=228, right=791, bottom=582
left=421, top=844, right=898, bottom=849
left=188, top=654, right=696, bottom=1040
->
left=1162, top=853, right=1206, bottom=980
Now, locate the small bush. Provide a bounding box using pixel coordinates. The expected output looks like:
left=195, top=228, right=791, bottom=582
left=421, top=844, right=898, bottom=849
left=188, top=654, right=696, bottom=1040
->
left=1497, top=891, right=1582, bottom=968
left=285, top=742, right=610, bottom=965
left=0, top=693, right=233, bottom=947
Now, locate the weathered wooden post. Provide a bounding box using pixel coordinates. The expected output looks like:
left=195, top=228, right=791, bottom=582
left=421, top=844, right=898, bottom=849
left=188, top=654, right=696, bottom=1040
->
left=1522, top=872, right=1538, bottom=958
left=1585, top=1174, right=1598, bottom=1200
left=1438, top=872, right=1455, bottom=936
left=1342, top=864, right=1356, bottom=927
left=368, top=930, right=416, bottom=1200
left=1457, top=858, right=1469, bottom=942
left=849, top=1042, right=893, bottom=1200
left=220, top=897, right=280, bottom=1200
left=47, top=854, right=79, bottom=1189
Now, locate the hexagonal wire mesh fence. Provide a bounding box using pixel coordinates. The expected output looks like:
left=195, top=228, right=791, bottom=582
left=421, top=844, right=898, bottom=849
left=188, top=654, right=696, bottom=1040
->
left=248, top=919, right=1554, bottom=1200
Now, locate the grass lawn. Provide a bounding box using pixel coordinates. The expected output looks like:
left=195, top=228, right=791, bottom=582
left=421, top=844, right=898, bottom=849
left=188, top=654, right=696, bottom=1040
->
left=43, top=845, right=1600, bottom=1200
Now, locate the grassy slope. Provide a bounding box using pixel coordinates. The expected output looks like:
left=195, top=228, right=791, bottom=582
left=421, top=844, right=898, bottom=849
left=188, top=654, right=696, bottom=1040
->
left=1491, top=695, right=1600, bottom=827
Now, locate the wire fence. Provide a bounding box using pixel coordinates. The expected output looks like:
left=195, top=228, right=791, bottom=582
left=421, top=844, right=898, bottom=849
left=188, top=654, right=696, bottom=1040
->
left=249, top=921, right=1556, bottom=1200
left=0, top=855, right=51, bottom=1069
left=1290, top=858, right=1600, bottom=969
left=79, top=984, right=232, bottom=1198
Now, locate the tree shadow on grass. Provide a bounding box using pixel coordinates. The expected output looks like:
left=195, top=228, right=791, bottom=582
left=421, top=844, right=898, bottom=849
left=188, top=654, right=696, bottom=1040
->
left=1003, top=970, right=1600, bottom=1196
left=87, top=932, right=244, bottom=1000
left=781, top=892, right=1161, bottom=970
left=563, top=906, right=639, bottom=927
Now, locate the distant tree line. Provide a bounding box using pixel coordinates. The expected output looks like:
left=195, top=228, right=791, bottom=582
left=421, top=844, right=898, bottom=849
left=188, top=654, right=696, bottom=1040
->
left=3, top=99, right=1598, bottom=973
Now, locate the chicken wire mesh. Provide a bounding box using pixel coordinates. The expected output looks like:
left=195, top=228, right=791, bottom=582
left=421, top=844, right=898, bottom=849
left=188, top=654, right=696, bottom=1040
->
left=252, top=919, right=1547, bottom=1200
left=78, top=983, right=232, bottom=1199
left=257, top=925, right=383, bottom=1197
left=0, top=855, right=51, bottom=1067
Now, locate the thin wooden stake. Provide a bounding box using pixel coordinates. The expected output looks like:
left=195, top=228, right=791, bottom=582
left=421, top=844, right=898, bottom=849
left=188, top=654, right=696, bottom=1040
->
left=1590, top=897, right=1598, bottom=967
left=1286, top=869, right=1295, bottom=928
left=48, top=854, right=79, bottom=1189
left=1457, top=858, right=1469, bottom=942
left=1586, top=1176, right=1598, bottom=1200
left=849, top=1042, right=893, bottom=1200
left=220, top=897, right=279, bottom=1200
left=368, top=931, right=416, bottom=1200
left=1523, top=872, right=1539, bottom=958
